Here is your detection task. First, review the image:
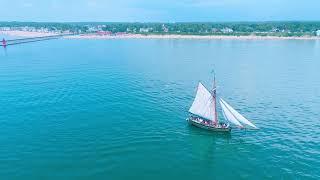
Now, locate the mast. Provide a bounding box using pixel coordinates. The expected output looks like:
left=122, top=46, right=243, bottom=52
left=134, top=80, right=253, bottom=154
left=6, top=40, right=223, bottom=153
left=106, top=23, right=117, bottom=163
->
left=212, top=71, right=218, bottom=125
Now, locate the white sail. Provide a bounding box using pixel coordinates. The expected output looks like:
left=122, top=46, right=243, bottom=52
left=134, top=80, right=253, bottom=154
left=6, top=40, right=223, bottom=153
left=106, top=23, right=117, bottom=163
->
left=220, top=100, right=243, bottom=127
left=189, top=83, right=216, bottom=121
left=220, top=98, right=258, bottom=129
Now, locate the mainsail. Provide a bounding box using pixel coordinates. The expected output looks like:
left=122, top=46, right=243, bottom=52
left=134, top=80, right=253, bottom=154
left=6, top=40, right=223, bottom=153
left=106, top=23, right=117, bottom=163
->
left=220, top=98, right=258, bottom=129
left=189, top=83, right=216, bottom=122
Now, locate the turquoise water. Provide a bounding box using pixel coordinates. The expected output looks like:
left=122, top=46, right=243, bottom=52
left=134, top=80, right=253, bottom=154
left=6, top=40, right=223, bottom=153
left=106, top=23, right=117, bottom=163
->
left=0, top=38, right=320, bottom=179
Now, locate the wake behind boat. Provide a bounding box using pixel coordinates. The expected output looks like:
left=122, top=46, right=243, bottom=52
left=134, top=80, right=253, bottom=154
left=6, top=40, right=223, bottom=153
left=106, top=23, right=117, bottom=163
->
left=187, top=74, right=258, bottom=132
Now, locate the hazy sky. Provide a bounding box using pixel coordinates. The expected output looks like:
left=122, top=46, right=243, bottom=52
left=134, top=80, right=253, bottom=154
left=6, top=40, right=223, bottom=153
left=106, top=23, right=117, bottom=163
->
left=1, top=0, right=319, bottom=22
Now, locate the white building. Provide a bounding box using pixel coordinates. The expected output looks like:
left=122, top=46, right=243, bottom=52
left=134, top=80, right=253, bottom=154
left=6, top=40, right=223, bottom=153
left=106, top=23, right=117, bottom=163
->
left=211, top=28, right=218, bottom=33
left=162, top=24, right=169, bottom=33
left=0, top=27, right=11, bottom=31
left=139, top=28, right=153, bottom=33
left=87, top=26, right=98, bottom=32
left=316, top=30, right=320, bottom=36
left=221, top=28, right=233, bottom=33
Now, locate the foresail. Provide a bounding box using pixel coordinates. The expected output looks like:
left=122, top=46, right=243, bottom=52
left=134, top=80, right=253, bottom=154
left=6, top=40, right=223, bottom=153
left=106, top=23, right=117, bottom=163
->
left=189, top=82, right=216, bottom=121
left=220, top=98, right=258, bottom=129
left=220, top=100, right=243, bottom=127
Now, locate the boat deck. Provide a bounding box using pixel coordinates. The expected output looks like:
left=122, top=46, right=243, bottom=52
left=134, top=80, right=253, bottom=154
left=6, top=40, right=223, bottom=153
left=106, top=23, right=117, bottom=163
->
left=187, top=118, right=231, bottom=132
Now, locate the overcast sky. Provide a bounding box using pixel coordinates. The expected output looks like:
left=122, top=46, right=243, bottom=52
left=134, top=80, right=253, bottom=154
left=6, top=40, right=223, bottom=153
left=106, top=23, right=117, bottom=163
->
left=1, top=0, right=319, bottom=22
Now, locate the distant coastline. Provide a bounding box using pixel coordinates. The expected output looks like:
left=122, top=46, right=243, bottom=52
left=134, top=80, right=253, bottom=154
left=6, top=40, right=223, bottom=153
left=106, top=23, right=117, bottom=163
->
left=67, top=34, right=320, bottom=40
left=2, top=21, right=320, bottom=40
left=1, top=30, right=320, bottom=40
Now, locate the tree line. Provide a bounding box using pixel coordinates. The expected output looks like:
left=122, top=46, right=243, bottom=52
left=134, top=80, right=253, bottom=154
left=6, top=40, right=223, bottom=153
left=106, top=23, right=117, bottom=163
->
left=1, top=21, right=320, bottom=36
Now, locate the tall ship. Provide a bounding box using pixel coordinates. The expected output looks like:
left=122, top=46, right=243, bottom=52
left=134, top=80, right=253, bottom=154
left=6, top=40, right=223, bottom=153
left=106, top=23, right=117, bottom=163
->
left=187, top=74, right=258, bottom=132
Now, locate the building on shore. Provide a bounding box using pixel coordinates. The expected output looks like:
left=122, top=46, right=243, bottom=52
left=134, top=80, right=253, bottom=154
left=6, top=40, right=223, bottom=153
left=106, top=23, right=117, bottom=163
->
left=97, top=31, right=112, bottom=36
left=162, top=24, right=169, bottom=33
left=0, top=27, right=11, bottom=31
left=221, top=28, right=233, bottom=33
left=139, top=28, right=153, bottom=33
left=211, top=28, right=219, bottom=33
left=316, top=30, right=320, bottom=36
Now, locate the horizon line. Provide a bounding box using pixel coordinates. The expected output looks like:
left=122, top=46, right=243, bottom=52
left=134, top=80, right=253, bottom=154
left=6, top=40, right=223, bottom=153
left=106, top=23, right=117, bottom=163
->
left=1, top=20, right=320, bottom=24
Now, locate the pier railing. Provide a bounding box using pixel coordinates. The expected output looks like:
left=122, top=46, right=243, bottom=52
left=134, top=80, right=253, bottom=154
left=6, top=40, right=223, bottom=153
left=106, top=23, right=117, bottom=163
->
left=1, top=33, right=75, bottom=47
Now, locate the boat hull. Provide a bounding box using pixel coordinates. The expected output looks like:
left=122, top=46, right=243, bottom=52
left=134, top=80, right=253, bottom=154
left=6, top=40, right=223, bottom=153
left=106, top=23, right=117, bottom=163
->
left=187, top=119, right=231, bottom=132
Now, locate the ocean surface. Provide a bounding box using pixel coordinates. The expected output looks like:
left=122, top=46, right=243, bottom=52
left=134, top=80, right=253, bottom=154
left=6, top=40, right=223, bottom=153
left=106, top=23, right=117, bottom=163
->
left=0, top=37, right=320, bottom=179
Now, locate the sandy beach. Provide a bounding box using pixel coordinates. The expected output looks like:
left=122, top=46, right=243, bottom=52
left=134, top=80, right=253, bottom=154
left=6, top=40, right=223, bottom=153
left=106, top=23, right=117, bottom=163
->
left=66, top=34, right=320, bottom=40
left=1, top=30, right=320, bottom=40
left=0, top=30, right=59, bottom=37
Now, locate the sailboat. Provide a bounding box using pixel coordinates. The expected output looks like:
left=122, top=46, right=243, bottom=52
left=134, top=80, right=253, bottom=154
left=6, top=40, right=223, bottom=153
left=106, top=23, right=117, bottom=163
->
left=187, top=75, right=258, bottom=132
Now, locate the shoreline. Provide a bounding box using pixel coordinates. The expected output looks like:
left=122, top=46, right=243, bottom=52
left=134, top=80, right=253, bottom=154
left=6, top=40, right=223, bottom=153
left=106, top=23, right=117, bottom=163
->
left=66, top=34, right=320, bottom=40
left=1, top=30, right=320, bottom=40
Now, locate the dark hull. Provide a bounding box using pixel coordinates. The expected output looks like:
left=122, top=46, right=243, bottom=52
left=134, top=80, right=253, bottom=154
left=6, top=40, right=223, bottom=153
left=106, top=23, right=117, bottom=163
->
left=187, top=119, right=231, bottom=132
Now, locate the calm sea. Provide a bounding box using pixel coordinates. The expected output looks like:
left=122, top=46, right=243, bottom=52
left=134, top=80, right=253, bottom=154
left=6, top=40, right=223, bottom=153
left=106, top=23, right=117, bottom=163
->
left=0, top=37, right=320, bottom=179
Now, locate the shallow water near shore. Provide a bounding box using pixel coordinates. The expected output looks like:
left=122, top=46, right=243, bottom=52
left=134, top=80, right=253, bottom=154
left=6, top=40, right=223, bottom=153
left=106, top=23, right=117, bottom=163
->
left=0, top=38, right=320, bottom=179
